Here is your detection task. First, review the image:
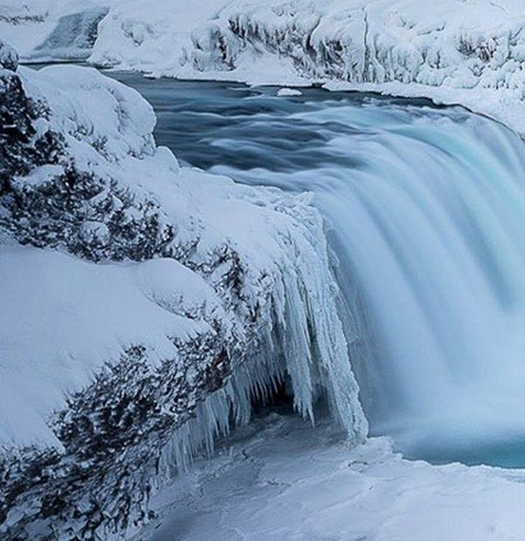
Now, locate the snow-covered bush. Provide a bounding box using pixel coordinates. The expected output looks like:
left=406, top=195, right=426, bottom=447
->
left=0, top=40, right=365, bottom=539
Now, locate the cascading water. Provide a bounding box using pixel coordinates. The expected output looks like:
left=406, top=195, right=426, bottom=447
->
left=110, top=74, right=525, bottom=466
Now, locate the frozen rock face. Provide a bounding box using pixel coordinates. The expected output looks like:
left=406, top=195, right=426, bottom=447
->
left=0, top=41, right=365, bottom=540
left=90, top=0, right=525, bottom=135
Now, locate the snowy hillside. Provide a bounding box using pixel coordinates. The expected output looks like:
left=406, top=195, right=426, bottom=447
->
left=0, top=41, right=365, bottom=539
left=87, top=0, right=525, bottom=135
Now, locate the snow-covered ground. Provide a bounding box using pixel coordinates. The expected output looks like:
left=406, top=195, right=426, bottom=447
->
left=0, top=243, right=215, bottom=448
left=136, top=413, right=525, bottom=541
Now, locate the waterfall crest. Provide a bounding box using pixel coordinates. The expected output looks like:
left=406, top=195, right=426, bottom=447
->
left=115, top=75, right=525, bottom=463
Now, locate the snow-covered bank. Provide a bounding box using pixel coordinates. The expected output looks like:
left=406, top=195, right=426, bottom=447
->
left=137, top=413, right=525, bottom=541
left=0, top=42, right=365, bottom=539
left=7, top=0, right=525, bottom=133
left=88, top=0, right=525, bottom=136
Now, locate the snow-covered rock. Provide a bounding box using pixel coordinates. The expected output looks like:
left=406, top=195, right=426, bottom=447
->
left=0, top=41, right=366, bottom=539
left=89, top=0, right=525, bottom=135
left=277, top=87, right=302, bottom=96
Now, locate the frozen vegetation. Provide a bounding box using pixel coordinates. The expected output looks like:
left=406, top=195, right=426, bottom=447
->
left=0, top=40, right=365, bottom=539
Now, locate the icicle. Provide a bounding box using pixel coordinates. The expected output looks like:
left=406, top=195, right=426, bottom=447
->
left=158, top=347, right=287, bottom=476
left=159, top=203, right=368, bottom=478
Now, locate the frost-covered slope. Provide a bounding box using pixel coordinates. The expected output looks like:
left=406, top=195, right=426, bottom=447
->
left=89, top=0, right=525, bottom=135
left=0, top=42, right=365, bottom=539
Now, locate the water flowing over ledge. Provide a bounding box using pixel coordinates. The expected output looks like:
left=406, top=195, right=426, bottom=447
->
left=115, top=75, right=525, bottom=466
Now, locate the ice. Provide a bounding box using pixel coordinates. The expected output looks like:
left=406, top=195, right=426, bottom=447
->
left=158, top=350, right=285, bottom=474
left=142, top=414, right=525, bottom=541
left=0, top=62, right=367, bottom=452
left=277, top=88, right=302, bottom=96
left=87, top=0, right=525, bottom=135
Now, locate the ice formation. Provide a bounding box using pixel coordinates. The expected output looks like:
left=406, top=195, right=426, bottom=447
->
left=0, top=40, right=365, bottom=538
left=277, top=87, right=303, bottom=97
left=144, top=414, right=525, bottom=541
left=86, top=0, right=525, bottom=135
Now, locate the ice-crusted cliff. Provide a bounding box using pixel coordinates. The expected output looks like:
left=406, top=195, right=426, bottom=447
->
left=87, top=0, right=525, bottom=135
left=0, top=40, right=365, bottom=539
left=6, top=1, right=525, bottom=132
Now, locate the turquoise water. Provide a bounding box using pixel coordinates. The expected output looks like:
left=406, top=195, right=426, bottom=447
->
left=109, top=73, right=525, bottom=468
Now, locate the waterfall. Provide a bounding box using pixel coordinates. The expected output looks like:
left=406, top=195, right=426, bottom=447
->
left=232, top=99, right=525, bottom=461
left=202, top=91, right=525, bottom=461
left=113, top=75, right=525, bottom=464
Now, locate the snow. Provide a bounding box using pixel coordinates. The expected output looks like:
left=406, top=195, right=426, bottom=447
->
left=19, top=64, right=157, bottom=166
left=276, top=87, right=302, bottom=96
left=136, top=413, right=525, bottom=541
left=7, top=0, right=525, bottom=130
left=0, top=245, right=210, bottom=448
left=0, top=62, right=367, bottom=451
left=86, top=0, right=525, bottom=135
